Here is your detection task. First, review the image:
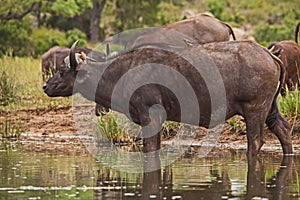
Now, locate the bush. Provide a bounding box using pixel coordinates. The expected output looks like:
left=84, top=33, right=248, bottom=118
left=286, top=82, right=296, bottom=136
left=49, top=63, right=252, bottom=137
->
left=254, top=24, right=293, bottom=46
left=66, top=28, right=87, bottom=47
left=0, top=19, right=32, bottom=57
left=206, top=0, right=226, bottom=20
left=29, top=27, right=67, bottom=57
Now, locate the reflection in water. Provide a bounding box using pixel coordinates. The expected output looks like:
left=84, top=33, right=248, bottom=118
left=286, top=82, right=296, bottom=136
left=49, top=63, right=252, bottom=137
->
left=247, top=156, right=293, bottom=200
left=0, top=144, right=299, bottom=199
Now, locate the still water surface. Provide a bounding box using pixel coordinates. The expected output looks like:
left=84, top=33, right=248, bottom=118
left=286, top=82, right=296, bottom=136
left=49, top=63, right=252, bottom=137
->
left=0, top=142, right=300, bottom=200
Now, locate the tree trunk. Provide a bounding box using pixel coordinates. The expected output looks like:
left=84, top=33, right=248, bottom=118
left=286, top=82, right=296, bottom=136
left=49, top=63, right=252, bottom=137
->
left=90, top=0, right=106, bottom=42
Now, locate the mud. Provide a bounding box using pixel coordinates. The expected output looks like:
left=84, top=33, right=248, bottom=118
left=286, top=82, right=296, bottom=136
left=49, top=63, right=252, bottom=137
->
left=1, top=106, right=300, bottom=154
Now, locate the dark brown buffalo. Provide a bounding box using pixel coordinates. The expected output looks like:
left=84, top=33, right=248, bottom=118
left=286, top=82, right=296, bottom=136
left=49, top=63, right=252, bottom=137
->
left=268, top=22, right=300, bottom=96
left=41, top=46, right=69, bottom=81
left=123, top=13, right=236, bottom=49
left=41, top=46, right=109, bottom=115
left=163, top=13, right=236, bottom=43
left=43, top=40, right=292, bottom=157
left=41, top=46, right=108, bottom=81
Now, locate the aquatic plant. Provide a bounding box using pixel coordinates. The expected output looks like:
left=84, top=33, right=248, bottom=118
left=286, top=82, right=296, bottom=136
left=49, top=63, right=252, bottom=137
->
left=96, top=112, right=137, bottom=144
left=0, top=119, right=21, bottom=138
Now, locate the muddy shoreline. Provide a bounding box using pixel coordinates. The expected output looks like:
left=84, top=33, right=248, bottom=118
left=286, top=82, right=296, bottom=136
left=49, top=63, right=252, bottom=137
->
left=1, top=106, right=300, bottom=155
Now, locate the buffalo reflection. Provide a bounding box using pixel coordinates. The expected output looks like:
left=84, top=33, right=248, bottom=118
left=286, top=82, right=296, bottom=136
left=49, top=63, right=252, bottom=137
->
left=93, top=155, right=293, bottom=199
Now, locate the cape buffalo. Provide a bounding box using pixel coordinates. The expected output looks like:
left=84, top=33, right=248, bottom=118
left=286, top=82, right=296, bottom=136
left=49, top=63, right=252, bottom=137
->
left=123, top=13, right=236, bottom=49
left=41, top=45, right=109, bottom=81
left=268, top=22, right=300, bottom=96
left=41, top=46, right=69, bottom=81
left=163, top=13, right=236, bottom=43
left=43, top=40, right=292, bottom=157
left=41, top=45, right=110, bottom=115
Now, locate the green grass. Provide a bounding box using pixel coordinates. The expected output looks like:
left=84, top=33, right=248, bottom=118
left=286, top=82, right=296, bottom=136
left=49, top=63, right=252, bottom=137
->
left=278, top=87, right=300, bottom=118
left=96, top=111, right=141, bottom=147
left=0, top=56, right=71, bottom=111
left=0, top=119, right=21, bottom=138
left=0, top=56, right=71, bottom=137
left=0, top=70, right=16, bottom=106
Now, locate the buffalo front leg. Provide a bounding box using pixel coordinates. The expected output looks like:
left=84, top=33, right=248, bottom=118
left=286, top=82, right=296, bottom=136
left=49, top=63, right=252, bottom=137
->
left=143, top=131, right=162, bottom=153
left=140, top=104, right=166, bottom=153
left=244, top=114, right=266, bottom=158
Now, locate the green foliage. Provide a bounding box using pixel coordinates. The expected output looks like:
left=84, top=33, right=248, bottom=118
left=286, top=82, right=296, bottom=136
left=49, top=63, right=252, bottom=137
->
left=156, top=1, right=184, bottom=25
left=254, top=7, right=300, bottom=46
left=50, top=0, right=92, bottom=18
left=279, top=88, right=300, bottom=118
left=254, top=24, right=291, bottom=46
left=162, top=121, right=179, bottom=139
left=0, top=0, right=39, bottom=17
left=66, top=28, right=87, bottom=47
left=29, top=27, right=67, bottom=56
left=97, top=112, right=133, bottom=144
left=0, top=119, right=21, bottom=138
left=0, top=19, right=32, bottom=57
left=0, top=71, right=16, bottom=106
left=206, top=0, right=226, bottom=20
left=26, top=26, right=85, bottom=56
left=105, top=0, right=161, bottom=32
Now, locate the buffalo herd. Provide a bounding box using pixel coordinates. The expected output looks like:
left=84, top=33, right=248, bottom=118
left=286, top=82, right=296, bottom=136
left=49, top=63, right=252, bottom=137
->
left=43, top=13, right=300, bottom=157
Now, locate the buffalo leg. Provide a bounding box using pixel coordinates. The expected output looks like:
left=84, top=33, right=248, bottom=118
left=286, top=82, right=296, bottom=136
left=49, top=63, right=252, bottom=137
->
left=266, top=100, right=293, bottom=154
left=142, top=155, right=162, bottom=198
left=245, top=115, right=265, bottom=158
left=140, top=104, right=166, bottom=153
left=246, top=156, right=266, bottom=199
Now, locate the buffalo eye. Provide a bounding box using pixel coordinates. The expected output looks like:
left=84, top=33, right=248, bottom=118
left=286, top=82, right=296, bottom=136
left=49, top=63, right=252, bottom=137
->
left=59, top=68, right=66, bottom=78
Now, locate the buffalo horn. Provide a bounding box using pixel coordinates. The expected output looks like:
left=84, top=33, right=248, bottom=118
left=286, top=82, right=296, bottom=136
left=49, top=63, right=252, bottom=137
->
left=70, top=40, right=80, bottom=70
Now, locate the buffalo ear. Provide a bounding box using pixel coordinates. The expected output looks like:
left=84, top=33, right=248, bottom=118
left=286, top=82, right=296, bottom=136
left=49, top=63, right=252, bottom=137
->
left=75, top=69, right=90, bottom=84
left=70, top=40, right=80, bottom=70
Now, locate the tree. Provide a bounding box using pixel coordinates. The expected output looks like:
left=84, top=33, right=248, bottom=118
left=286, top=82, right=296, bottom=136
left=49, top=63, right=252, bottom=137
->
left=90, top=0, right=107, bottom=42
left=46, top=0, right=106, bottom=42
left=114, top=0, right=161, bottom=32
left=0, top=1, right=40, bottom=20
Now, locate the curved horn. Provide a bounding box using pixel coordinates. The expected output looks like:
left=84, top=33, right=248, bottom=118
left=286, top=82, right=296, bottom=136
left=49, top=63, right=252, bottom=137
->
left=295, top=22, right=300, bottom=45
left=106, top=43, right=110, bottom=57
left=69, top=40, right=80, bottom=70
left=222, top=22, right=236, bottom=41
left=268, top=45, right=275, bottom=52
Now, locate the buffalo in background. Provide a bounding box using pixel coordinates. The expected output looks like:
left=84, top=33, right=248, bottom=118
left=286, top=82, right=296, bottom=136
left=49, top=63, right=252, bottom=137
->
left=41, top=46, right=69, bottom=81
left=268, top=22, right=300, bottom=96
left=41, top=46, right=108, bottom=81
left=123, top=13, right=236, bottom=49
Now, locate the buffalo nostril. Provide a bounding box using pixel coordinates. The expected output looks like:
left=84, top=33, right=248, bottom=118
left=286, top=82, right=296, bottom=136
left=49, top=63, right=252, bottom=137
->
left=43, top=84, right=47, bottom=91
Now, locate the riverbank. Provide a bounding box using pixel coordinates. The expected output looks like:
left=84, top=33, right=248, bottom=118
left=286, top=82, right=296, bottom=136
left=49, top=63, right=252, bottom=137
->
left=1, top=105, right=300, bottom=156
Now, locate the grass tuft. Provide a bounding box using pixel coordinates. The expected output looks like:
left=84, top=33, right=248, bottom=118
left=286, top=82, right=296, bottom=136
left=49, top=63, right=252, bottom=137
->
left=278, top=87, right=300, bottom=118
left=0, top=71, right=16, bottom=106
left=96, top=112, right=138, bottom=144
left=0, top=119, right=21, bottom=138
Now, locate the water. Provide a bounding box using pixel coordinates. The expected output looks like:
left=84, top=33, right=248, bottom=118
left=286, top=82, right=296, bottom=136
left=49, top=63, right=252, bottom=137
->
left=0, top=142, right=300, bottom=200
